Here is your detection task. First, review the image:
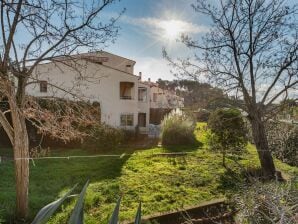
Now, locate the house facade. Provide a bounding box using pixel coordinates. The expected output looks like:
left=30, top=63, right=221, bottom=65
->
left=141, top=80, right=184, bottom=124
left=26, top=51, right=183, bottom=134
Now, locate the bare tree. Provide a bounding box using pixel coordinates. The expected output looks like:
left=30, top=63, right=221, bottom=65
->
left=235, top=181, right=298, bottom=224
left=164, top=0, right=298, bottom=179
left=0, top=0, right=122, bottom=219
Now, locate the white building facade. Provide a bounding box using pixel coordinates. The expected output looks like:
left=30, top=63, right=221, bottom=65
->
left=26, top=51, right=183, bottom=134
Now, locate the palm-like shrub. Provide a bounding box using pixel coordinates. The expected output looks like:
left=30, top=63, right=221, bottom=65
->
left=31, top=181, right=142, bottom=224
left=161, top=109, right=196, bottom=146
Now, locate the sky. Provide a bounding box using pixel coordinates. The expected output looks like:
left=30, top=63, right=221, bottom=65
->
left=102, top=0, right=210, bottom=82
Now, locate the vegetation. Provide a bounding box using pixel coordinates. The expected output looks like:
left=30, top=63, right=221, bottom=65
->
left=235, top=181, right=298, bottom=224
left=30, top=181, right=142, bottom=224
left=1, top=123, right=297, bottom=223
left=266, top=121, right=298, bottom=166
left=164, top=0, right=298, bottom=179
left=207, top=109, right=248, bottom=167
left=161, top=109, right=196, bottom=146
left=82, top=124, right=124, bottom=151
left=0, top=0, right=122, bottom=218
left=194, top=109, right=211, bottom=122
left=156, top=79, right=227, bottom=110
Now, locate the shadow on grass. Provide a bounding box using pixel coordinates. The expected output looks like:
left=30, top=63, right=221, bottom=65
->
left=122, top=137, right=160, bottom=150
left=217, top=168, right=243, bottom=193
left=0, top=148, right=131, bottom=223
left=162, top=140, right=203, bottom=152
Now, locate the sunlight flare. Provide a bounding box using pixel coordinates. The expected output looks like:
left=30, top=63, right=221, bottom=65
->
left=159, top=19, right=184, bottom=40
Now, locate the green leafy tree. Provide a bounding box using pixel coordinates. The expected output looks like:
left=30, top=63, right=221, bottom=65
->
left=208, top=109, right=248, bottom=167
left=156, top=79, right=227, bottom=110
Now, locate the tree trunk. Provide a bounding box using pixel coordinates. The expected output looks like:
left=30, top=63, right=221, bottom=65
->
left=250, top=115, right=276, bottom=179
left=14, top=126, right=29, bottom=220
left=11, top=104, right=30, bottom=219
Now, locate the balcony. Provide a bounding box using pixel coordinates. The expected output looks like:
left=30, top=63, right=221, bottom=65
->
left=120, top=82, right=134, bottom=100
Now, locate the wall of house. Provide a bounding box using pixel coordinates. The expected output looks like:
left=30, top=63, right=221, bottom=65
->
left=137, top=82, right=150, bottom=133
left=26, top=58, right=140, bottom=130
left=25, top=52, right=184, bottom=134
left=149, top=85, right=184, bottom=109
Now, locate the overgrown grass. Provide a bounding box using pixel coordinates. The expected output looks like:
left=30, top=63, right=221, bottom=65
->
left=0, top=123, right=297, bottom=223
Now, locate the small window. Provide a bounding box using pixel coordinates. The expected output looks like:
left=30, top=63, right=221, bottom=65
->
left=138, top=113, right=146, bottom=127
left=40, top=81, right=48, bottom=92
left=126, top=64, right=131, bottom=67
left=120, top=114, right=134, bottom=126
left=138, top=87, right=147, bottom=102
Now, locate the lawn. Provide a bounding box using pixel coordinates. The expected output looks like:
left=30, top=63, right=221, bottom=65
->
left=0, top=123, right=297, bottom=223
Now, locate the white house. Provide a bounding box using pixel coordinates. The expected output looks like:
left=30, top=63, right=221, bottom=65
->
left=143, top=81, right=184, bottom=109
left=26, top=51, right=182, bottom=134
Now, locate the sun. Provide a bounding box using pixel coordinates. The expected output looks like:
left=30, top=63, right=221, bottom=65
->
left=160, top=20, right=183, bottom=40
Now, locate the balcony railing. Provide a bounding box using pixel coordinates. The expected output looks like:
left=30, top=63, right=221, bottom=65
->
left=120, top=96, right=133, bottom=100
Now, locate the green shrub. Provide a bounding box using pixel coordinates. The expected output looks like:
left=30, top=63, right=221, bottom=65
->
left=82, top=124, right=124, bottom=151
left=161, top=109, right=196, bottom=146
left=207, top=108, right=248, bottom=166
left=122, top=130, right=136, bottom=142
left=194, top=109, right=211, bottom=122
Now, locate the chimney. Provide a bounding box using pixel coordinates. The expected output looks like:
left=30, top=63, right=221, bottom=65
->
left=148, top=78, right=151, bottom=83
left=139, top=72, right=142, bottom=80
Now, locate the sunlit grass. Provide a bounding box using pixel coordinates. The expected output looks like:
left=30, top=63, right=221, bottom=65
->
left=0, top=123, right=297, bottom=223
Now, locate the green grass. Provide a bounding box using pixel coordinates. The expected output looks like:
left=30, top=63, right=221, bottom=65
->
left=0, top=123, right=297, bottom=223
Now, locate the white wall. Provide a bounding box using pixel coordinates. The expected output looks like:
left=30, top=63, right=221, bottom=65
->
left=27, top=58, right=140, bottom=130
left=149, top=85, right=184, bottom=109
left=26, top=52, right=181, bottom=134
left=137, top=82, right=150, bottom=133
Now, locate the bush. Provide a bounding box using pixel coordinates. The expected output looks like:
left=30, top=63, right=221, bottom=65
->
left=82, top=124, right=124, bottom=151
left=266, top=121, right=298, bottom=166
left=194, top=109, right=211, bottom=122
left=161, top=109, right=196, bottom=146
left=207, top=108, right=248, bottom=166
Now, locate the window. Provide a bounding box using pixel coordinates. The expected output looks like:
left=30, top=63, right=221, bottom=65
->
left=126, top=64, right=131, bottom=67
left=120, top=82, right=134, bottom=99
left=153, top=93, right=158, bottom=102
left=120, top=114, right=134, bottom=126
left=138, top=113, right=146, bottom=127
left=138, top=87, right=147, bottom=102
left=40, top=81, right=48, bottom=92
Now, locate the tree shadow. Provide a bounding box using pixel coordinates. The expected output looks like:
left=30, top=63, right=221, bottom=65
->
left=162, top=140, right=203, bottom=152
left=217, top=167, right=244, bottom=193
left=1, top=149, right=131, bottom=223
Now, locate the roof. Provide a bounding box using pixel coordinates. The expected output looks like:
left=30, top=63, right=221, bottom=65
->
left=34, top=51, right=138, bottom=77
left=96, top=50, right=136, bottom=65
left=50, top=50, right=135, bottom=64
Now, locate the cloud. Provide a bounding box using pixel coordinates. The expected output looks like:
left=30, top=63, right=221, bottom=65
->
left=121, top=15, right=209, bottom=37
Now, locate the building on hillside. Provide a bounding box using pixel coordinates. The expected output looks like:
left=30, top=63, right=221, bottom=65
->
left=26, top=51, right=183, bottom=134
